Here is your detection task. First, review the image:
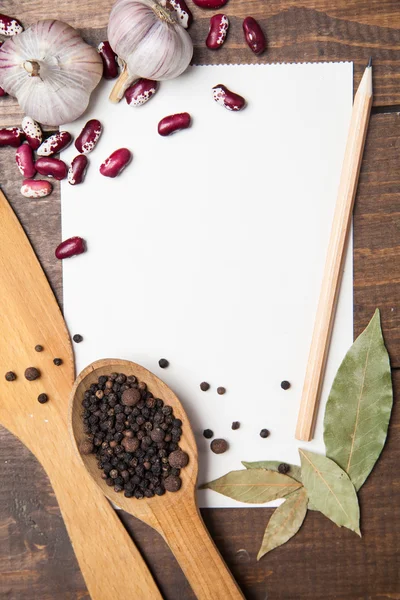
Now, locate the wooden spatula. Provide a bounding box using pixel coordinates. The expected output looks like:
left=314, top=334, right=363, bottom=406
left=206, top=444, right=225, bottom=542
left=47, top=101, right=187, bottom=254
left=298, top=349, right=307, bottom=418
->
left=0, top=188, right=162, bottom=600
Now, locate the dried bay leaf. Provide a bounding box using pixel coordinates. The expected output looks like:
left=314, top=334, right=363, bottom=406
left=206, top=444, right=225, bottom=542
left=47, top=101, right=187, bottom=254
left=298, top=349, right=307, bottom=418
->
left=324, top=309, right=393, bottom=491
left=257, top=487, right=308, bottom=560
left=242, top=461, right=317, bottom=510
left=242, top=461, right=302, bottom=483
left=199, top=469, right=301, bottom=504
left=299, top=449, right=361, bottom=536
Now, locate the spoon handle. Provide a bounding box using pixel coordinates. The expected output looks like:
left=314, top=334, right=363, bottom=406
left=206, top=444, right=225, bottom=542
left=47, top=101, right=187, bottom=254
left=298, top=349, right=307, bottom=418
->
left=42, top=438, right=162, bottom=600
left=155, top=495, right=244, bottom=599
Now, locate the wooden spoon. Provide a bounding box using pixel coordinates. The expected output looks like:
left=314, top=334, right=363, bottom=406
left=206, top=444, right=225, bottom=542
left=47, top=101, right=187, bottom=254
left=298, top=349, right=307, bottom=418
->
left=70, top=358, right=244, bottom=600
left=0, top=189, right=161, bottom=600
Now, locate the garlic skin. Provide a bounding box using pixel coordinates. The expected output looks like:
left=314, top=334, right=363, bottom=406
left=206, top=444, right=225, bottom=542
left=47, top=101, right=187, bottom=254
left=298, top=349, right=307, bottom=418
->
left=108, top=0, right=193, bottom=102
left=0, top=20, right=103, bottom=126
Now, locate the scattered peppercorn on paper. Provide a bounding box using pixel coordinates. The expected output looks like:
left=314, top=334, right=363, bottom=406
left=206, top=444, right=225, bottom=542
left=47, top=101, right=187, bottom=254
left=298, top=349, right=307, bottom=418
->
left=60, top=62, right=354, bottom=507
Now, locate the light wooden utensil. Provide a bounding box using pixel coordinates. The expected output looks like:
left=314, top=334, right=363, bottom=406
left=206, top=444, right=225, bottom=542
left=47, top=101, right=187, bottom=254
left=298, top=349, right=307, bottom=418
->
left=296, top=59, right=373, bottom=441
left=0, top=188, right=162, bottom=600
left=70, top=358, right=245, bottom=600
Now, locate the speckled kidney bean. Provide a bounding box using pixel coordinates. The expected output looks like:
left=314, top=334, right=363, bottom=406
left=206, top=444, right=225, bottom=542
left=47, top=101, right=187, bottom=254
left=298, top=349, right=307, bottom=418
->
left=0, top=127, right=24, bottom=147
left=169, top=0, right=193, bottom=28
left=100, top=148, right=132, bottom=178
left=158, top=113, right=191, bottom=136
left=98, top=41, right=119, bottom=79
left=16, top=143, right=36, bottom=178
left=21, top=116, right=42, bottom=150
left=35, top=157, right=68, bottom=180
left=242, top=17, right=266, bottom=55
left=191, top=0, right=227, bottom=7
left=55, top=237, right=86, bottom=259
left=68, top=155, right=88, bottom=185
left=21, top=179, right=52, bottom=199
left=206, top=14, right=229, bottom=49
left=75, top=119, right=102, bottom=154
left=212, top=84, right=246, bottom=111
left=37, top=131, right=72, bottom=156
left=125, top=79, right=159, bottom=107
left=0, top=14, right=24, bottom=36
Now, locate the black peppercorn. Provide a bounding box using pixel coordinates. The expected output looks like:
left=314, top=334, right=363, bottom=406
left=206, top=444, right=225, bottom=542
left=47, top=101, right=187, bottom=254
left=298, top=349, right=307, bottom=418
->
left=203, top=429, right=214, bottom=439
left=210, top=439, right=228, bottom=454
left=158, top=358, right=169, bottom=369
left=38, top=393, right=49, bottom=404
left=260, top=429, right=270, bottom=438
left=25, top=367, right=40, bottom=381
left=281, top=381, right=291, bottom=390
left=231, top=421, right=240, bottom=430
left=35, top=345, right=44, bottom=352
left=217, top=387, right=226, bottom=395
left=200, top=381, right=210, bottom=391
left=53, top=358, right=62, bottom=366
left=278, top=463, right=290, bottom=474
left=73, top=334, right=83, bottom=343
left=5, top=371, right=17, bottom=382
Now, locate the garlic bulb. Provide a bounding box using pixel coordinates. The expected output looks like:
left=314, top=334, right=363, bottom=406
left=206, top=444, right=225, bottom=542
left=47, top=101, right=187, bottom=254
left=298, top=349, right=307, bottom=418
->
left=0, top=20, right=103, bottom=126
left=108, top=0, right=193, bottom=102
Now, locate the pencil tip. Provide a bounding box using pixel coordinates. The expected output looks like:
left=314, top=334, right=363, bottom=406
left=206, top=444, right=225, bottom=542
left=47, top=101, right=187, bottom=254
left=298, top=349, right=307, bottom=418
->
left=367, top=56, right=372, bottom=68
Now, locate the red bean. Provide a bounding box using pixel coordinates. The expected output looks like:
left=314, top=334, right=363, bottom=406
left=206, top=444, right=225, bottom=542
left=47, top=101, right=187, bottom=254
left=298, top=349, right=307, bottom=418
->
left=206, top=14, right=229, bottom=50
left=169, top=0, right=193, bottom=28
left=0, top=127, right=24, bottom=147
left=191, top=0, right=227, bottom=7
left=68, top=155, right=88, bottom=185
left=98, top=41, right=119, bottom=79
left=16, top=143, right=36, bottom=178
left=125, top=79, right=159, bottom=107
left=37, top=131, right=72, bottom=156
left=242, top=17, right=266, bottom=55
left=21, top=179, right=52, bottom=199
left=21, top=116, right=43, bottom=150
left=158, top=113, right=191, bottom=136
left=0, top=13, right=23, bottom=36
left=75, top=119, right=102, bottom=154
left=100, top=148, right=132, bottom=178
left=212, top=84, right=246, bottom=111
left=55, top=237, right=86, bottom=260
left=35, top=157, right=68, bottom=180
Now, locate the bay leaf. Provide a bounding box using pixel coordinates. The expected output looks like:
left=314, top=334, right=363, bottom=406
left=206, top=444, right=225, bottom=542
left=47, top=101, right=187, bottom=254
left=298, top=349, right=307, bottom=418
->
left=242, top=460, right=302, bottom=483
left=257, top=487, right=308, bottom=560
left=242, top=460, right=317, bottom=510
left=299, top=449, right=361, bottom=536
left=324, top=309, right=393, bottom=491
left=199, top=469, right=301, bottom=504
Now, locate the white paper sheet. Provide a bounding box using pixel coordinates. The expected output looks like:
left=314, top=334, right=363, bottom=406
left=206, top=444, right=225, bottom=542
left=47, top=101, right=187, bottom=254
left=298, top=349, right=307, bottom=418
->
left=61, top=62, right=353, bottom=508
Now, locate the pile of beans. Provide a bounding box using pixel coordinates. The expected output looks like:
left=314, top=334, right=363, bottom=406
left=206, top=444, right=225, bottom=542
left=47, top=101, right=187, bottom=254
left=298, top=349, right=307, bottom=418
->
left=79, top=372, right=189, bottom=499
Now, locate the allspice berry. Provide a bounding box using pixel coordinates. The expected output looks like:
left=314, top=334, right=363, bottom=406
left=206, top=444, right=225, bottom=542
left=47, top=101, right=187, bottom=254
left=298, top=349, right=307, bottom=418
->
left=121, top=387, right=141, bottom=406
left=210, top=439, right=228, bottom=454
left=25, top=367, right=40, bottom=381
left=200, top=381, right=210, bottom=391
left=79, top=440, right=94, bottom=455
left=217, top=387, right=226, bottom=395
left=164, top=474, right=182, bottom=492
left=168, top=449, right=189, bottom=468
left=121, top=437, right=140, bottom=452
left=150, top=427, right=165, bottom=443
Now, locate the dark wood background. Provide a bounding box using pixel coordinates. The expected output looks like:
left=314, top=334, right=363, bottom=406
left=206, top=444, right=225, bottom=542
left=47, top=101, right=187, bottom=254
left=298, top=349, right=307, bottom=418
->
left=1, top=0, right=400, bottom=598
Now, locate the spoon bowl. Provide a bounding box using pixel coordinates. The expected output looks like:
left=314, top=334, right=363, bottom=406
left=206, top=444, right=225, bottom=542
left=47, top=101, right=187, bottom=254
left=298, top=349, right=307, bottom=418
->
left=70, top=358, right=244, bottom=600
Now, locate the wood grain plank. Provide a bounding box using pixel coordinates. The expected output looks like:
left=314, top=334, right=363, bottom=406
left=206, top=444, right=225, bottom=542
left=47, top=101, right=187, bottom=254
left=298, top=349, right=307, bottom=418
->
left=1, top=0, right=400, bottom=126
left=1, top=370, right=399, bottom=599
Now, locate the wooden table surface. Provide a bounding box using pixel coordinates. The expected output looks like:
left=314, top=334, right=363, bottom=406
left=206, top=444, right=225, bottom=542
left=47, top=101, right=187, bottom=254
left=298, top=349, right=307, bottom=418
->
left=0, top=1, right=400, bottom=598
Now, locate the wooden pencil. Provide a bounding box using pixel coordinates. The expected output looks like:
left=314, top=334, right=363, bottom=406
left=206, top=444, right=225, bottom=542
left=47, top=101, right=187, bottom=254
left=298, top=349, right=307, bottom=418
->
left=295, top=59, right=373, bottom=442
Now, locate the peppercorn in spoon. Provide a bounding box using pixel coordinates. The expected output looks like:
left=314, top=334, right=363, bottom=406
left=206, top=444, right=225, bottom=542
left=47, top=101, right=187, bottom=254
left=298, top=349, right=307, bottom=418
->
left=70, top=358, right=244, bottom=600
